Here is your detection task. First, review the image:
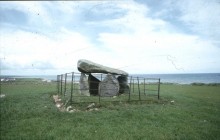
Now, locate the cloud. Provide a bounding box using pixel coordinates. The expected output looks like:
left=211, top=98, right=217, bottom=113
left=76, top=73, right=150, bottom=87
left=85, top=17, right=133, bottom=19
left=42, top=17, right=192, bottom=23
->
left=148, top=0, right=220, bottom=45
left=0, top=1, right=220, bottom=75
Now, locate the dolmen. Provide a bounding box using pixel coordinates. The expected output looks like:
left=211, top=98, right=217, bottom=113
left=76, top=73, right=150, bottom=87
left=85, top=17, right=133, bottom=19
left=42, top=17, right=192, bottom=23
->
left=77, top=59, right=129, bottom=97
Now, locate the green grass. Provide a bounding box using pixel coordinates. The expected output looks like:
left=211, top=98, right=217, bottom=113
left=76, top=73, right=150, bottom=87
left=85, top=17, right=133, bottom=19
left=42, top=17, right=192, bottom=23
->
left=0, top=79, right=220, bottom=140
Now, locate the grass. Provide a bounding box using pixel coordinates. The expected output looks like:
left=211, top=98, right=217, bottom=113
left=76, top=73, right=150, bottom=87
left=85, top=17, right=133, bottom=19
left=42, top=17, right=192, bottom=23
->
left=0, top=79, right=220, bottom=140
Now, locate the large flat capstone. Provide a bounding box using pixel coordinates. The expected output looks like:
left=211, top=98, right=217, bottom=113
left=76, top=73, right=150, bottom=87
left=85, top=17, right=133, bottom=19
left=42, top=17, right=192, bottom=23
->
left=77, top=59, right=128, bottom=76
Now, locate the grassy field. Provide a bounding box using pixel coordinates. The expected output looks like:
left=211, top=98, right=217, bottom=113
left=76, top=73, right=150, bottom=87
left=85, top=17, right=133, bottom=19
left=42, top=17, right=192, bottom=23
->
left=0, top=79, right=220, bottom=140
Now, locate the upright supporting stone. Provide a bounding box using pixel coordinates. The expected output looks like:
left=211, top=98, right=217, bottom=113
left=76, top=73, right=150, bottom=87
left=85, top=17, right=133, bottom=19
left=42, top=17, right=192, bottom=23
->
left=88, top=74, right=100, bottom=96
left=79, top=73, right=90, bottom=96
left=117, top=75, right=129, bottom=94
left=99, top=74, right=119, bottom=97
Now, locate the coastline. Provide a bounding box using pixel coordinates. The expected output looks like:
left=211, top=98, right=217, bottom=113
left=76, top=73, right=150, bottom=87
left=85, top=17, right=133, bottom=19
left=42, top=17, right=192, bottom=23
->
left=1, top=73, right=220, bottom=85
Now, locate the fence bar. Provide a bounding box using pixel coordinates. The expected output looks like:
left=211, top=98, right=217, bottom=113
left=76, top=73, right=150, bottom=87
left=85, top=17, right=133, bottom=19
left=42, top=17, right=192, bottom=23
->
left=57, top=75, right=59, bottom=94
left=73, top=72, right=75, bottom=95
left=64, top=73, right=67, bottom=96
left=137, top=77, right=141, bottom=100
left=70, top=72, right=74, bottom=103
left=56, top=72, right=161, bottom=103
left=144, top=78, right=146, bottom=95
left=133, top=79, right=134, bottom=93
left=99, top=73, right=102, bottom=103
left=129, top=76, right=132, bottom=101
left=158, top=78, right=160, bottom=99
left=60, top=74, right=63, bottom=95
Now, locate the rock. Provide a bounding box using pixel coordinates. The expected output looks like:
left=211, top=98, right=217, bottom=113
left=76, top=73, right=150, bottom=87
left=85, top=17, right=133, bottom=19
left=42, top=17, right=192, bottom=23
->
left=94, top=108, right=99, bottom=111
left=77, top=59, right=128, bottom=76
left=53, top=95, right=62, bottom=103
left=88, top=74, right=100, bottom=96
left=69, top=109, right=80, bottom=113
left=0, top=94, right=6, bottom=98
left=117, top=75, right=129, bottom=94
left=56, top=103, right=63, bottom=108
left=53, top=95, right=64, bottom=109
left=79, top=73, right=90, bottom=96
left=99, top=74, right=119, bottom=97
left=66, top=106, right=73, bottom=112
left=88, top=108, right=99, bottom=111
left=87, top=103, right=95, bottom=109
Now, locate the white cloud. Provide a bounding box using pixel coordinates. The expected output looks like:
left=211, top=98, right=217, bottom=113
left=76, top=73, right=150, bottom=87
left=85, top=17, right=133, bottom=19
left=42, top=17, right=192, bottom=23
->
left=157, top=0, right=220, bottom=44
left=0, top=28, right=94, bottom=73
left=0, top=0, right=219, bottom=75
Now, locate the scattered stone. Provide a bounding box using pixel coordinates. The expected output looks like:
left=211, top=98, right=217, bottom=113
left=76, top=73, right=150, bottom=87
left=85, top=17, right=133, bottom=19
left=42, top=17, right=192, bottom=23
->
left=53, top=95, right=60, bottom=102
left=69, top=109, right=80, bottom=113
left=94, top=108, right=99, bottom=111
left=88, top=74, right=100, bottom=96
left=77, top=59, right=128, bottom=76
left=52, top=95, right=100, bottom=113
left=99, top=74, right=119, bottom=97
left=69, top=110, right=75, bottom=113
left=53, top=95, right=64, bottom=109
left=79, top=73, right=90, bottom=96
left=88, top=108, right=99, bottom=112
left=0, top=94, right=6, bottom=98
left=66, top=106, right=73, bottom=112
left=87, top=103, right=95, bottom=109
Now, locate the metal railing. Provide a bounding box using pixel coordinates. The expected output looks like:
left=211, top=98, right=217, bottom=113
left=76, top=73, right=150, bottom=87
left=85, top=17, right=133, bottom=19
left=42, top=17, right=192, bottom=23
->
left=57, top=72, right=160, bottom=104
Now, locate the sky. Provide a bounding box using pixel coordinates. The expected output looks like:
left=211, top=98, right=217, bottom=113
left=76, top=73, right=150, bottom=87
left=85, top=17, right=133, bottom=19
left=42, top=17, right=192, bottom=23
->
left=0, top=0, right=220, bottom=75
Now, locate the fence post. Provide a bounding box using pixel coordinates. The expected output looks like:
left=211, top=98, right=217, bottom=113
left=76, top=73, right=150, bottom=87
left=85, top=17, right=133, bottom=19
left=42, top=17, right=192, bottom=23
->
left=133, top=78, right=134, bottom=93
left=70, top=72, right=74, bottom=104
left=60, top=74, right=63, bottom=95
left=129, top=76, right=132, bottom=101
left=64, top=73, right=67, bottom=97
left=57, top=75, right=59, bottom=94
left=99, top=74, right=102, bottom=103
left=144, top=78, right=146, bottom=95
left=137, top=77, right=141, bottom=101
left=158, top=78, right=160, bottom=99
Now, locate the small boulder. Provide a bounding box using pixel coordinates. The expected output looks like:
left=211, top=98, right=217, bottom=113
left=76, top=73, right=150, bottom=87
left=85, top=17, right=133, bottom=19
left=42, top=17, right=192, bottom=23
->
left=0, top=94, right=6, bottom=98
left=87, top=103, right=95, bottom=109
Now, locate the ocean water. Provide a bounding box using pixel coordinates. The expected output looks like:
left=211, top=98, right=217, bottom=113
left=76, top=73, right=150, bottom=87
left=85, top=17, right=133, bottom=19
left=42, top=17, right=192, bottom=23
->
left=133, top=73, right=220, bottom=84
left=1, top=73, right=220, bottom=84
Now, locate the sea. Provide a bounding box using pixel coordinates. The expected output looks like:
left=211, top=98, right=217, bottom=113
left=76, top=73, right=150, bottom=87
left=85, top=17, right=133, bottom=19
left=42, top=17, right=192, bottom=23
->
left=1, top=73, right=220, bottom=84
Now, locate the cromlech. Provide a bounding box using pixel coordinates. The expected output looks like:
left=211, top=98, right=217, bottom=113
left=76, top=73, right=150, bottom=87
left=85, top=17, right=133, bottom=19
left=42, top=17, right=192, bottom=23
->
left=77, top=59, right=129, bottom=97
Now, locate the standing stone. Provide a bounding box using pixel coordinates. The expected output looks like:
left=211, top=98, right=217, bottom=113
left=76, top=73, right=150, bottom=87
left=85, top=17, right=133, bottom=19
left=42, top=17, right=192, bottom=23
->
left=79, top=73, right=90, bottom=96
left=88, top=74, right=100, bottom=96
left=99, top=74, right=119, bottom=97
left=117, top=75, right=129, bottom=94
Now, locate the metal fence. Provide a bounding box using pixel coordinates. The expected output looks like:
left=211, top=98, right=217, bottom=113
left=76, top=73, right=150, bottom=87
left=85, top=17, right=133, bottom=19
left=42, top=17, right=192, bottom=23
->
left=57, top=72, right=160, bottom=104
